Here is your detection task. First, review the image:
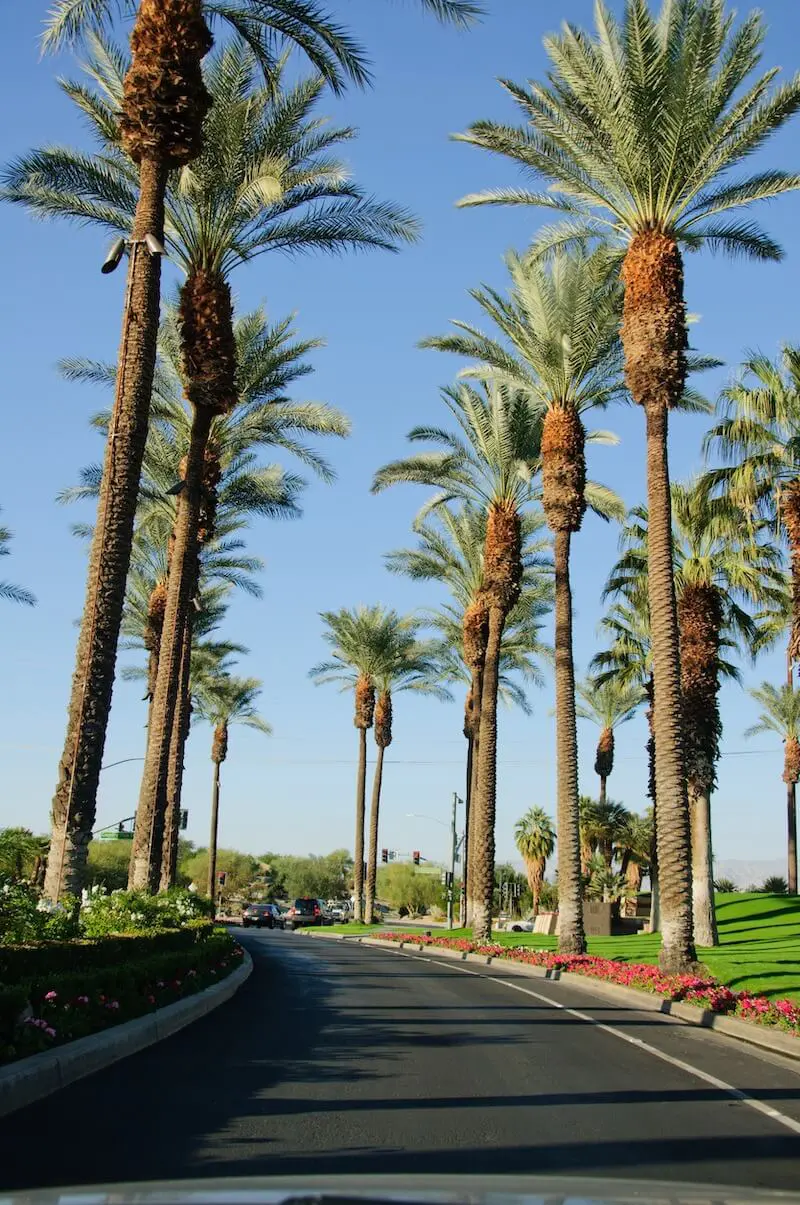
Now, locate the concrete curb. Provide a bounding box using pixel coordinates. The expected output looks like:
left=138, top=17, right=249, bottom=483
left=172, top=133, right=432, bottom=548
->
left=304, top=931, right=800, bottom=1062
left=0, top=949, right=253, bottom=1118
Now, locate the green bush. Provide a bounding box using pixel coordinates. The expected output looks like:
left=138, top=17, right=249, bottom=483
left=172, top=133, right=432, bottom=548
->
left=0, top=880, right=80, bottom=943
left=79, top=887, right=213, bottom=936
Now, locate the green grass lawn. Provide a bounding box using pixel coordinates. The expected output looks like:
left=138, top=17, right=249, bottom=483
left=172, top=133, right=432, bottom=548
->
left=326, top=893, right=800, bottom=1002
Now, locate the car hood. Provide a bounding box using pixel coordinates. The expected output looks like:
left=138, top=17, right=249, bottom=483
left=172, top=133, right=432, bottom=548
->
left=5, top=1174, right=800, bottom=1205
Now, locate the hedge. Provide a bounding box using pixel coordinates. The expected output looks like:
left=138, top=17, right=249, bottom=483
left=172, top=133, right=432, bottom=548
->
left=0, top=918, right=215, bottom=984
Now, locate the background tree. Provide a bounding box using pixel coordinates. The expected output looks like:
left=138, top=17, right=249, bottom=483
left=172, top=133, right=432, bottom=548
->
left=194, top=672, right=271, bottom=897
left=454, top=0, right=800, bottom=972
left=579, top=799, right=631, bottom=872
left=576, top=677, right=644, bottom=806
left=0, top=829, right=49, bottom=883
left=745, top=682, right=800, bottom=895
left=514, top=807, right=555, bottom=916
left=617, top=811, right=654, bottom=917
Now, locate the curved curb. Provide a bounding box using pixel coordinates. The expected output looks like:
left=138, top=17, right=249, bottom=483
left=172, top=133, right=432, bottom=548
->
left=304, top=931, right=800, bottom=1062
left=0, top=949, right=253, bottom=1118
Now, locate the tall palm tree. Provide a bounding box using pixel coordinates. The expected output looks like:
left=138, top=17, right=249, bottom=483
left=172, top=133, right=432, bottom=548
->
left=453, top=0, right=800, bottom=972
left=310, top=606, right=408, bottom=922
left=43, top=1, right=482, bottom=80
left=3, top=0, right=213, bottom=901
left=745, top=683, right=800, bottom=895
left=194, top=672, right=271, bottom=897
left=385, top=503, right=552, bottom=924
left=703, top=346, right=800, bottom=674
left=609, top=484, right=784, bottom=944
left=373, top=382, right=544, bottom=942
left=7, top=43, right=409, bottom=894
left=363, top=626, right=449, bottom=925
left=514, top=807, right=555, bottom=916
left=0, top=514, right=35, bottom=606
left=421, top=248, right=625, bottom=953
left=576, top=677, right=645, bottom=806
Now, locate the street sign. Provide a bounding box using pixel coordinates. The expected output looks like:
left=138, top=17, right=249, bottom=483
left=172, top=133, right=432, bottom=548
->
left=99, top=830, right=133, bottom=841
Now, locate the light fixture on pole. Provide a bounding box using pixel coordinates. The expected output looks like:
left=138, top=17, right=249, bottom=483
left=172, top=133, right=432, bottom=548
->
left=101, top=237, right=127, bottom=275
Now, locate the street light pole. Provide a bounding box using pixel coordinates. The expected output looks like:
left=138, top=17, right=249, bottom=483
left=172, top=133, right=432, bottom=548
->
left=448, top=791, right=460, bottom=929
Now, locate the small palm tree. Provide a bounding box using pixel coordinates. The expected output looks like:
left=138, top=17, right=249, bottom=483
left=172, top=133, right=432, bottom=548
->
left=194, top=672, right=271, bottom=897
left=454, top=0, right=800, bottom=973
left=364, top=627, right=450, bottom=924
left=514, top=807, right=555, bottom=916
left=745, top=683, right=800, bottom=895
left=385, top=502, right=552, bottom=925
left=373, top=382, right=543, bottom=942
left=420, top=248, right=625, bottom=954
left=576, top=677, right=644, bottom=807
left=310, top=606, right=409, bottom=922
left=579, top=799, right=631, bottom=872
left=0, top=515, right=35, bottom=606
left=617, top=811, right=654, bottom=917
left=610, top=483, right=785, bottom=944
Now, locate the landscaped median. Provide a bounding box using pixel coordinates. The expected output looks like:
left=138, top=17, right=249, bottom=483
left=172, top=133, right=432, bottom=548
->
left=0, top=887, right=252, bottom=1115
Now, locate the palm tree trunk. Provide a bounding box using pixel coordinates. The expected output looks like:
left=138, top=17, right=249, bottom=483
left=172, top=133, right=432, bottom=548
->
left=689, top=783, right=718, bottom=947
left=364, top=745, right=385, bottom=924
left=644, top=403, right=696, bottom=971
left=353, top=726, right=368, bottom=923
left=466, top=667, right=482, bottom=928
left=471, top=609, right=503, bottom=942
left=530, top=857, right=544, bottom=917
left=44, top=161, right=167, bottom=902
left=159, top=612, right=193, bottom=891
left=553, top=530, right=585, bottom=955
left=599, top=774, right=607, bottom=807
left=129, top=404, right=213, bottom=891
left=207, top=759, right=221, bottom=899
left=788, top=781, right=798, bottom=896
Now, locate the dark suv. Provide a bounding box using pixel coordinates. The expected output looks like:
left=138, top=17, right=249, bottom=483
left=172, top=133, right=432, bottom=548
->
left=241, top=902, right=281, bottom=929
left=282, top=898, right=333, bottom=930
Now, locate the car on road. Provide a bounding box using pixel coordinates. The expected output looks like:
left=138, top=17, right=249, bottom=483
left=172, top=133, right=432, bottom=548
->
left=241, top=903, right=282, bottom=929
left=282, top=898, right=335, bottom=930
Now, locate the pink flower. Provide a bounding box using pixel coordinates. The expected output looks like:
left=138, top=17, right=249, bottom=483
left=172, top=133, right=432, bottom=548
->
left=147, top=995, right=156, bottom=1005
left=44, top=991, right=58, bottom=1002
left=76, top=996, right=89, bottom=1005
left=45, top=1027, right=56, bottom=1039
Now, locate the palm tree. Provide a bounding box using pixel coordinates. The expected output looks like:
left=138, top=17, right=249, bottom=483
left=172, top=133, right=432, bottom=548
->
left=194, top=671, right=271, bottom=897
left=745, top=683, right=800, bottom=895
left=703, top=346, right=800, bottom=675
left=421, top=248, right=625, bottom=953
left=579, top=798, right=631, bottom=872
left=609, top=484, right=784, bottom=945
left=514, top=807, right=555, bottom=916
left=385, top=503, right=552, bottom=924
left=373, top=382, right=543, bottom=942
left=363, top=626, right=449, bottom=925
left=576, top=677, right=644, bottom=806
left=0, top=515, right=35, bottom=606
left=7, top=44, right=410, bottom=895
left=310, top=606, right=408, bottom=922
left=43, top=1, right=482, bottom=81
left=617, top=811, right=654, bottom=917
left=453, top=0, right=800, bottom=972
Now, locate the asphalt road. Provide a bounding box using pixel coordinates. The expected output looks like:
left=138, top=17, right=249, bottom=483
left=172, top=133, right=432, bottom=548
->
left=2, top=929, right=800, bottom=1193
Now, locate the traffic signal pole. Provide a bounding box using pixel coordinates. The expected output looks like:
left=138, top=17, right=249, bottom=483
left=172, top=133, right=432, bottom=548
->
left=448, top=791, right=458, bottom=929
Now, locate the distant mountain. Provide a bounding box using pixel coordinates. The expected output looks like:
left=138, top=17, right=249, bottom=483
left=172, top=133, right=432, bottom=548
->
left=713, top=858, right=785, bottom=889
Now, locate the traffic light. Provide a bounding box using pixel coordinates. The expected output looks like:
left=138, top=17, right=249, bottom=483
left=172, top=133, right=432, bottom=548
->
left=381, top=848, right=389, bottom=863
left=217, top=871, right=227, bottom=887
left=180, top=808, right=188, bottom=831
left=412, top=850, right=420, bottom=865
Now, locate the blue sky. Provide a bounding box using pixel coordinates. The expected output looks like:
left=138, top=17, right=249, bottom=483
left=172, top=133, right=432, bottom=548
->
left=2, top=0, right=800, bottom=870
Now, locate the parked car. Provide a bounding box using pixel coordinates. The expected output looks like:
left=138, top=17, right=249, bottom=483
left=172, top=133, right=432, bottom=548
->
left=326, top=900, right=351, bottom=922
left=241, top=903, right=282, bottom=929
left=282, top=898, right=335, bottom=930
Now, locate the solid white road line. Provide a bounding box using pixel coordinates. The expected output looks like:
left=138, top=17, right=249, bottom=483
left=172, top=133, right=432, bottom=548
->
left=402, top=950, right=800, bottom=1138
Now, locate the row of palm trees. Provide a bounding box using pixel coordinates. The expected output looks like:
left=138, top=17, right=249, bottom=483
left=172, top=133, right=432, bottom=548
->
left=308, top=0, right=800, bottom=974
left=4, top=0, right=480, bottom=901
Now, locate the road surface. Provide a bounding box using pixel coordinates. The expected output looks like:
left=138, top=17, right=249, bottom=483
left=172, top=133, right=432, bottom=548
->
left=2, top=929, right=800, bottom=1192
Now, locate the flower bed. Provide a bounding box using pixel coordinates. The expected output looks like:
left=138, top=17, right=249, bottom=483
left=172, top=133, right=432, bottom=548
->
left=0, top=926, right=244, bottom=1065
left=383, top=933, right=800, bottom=1037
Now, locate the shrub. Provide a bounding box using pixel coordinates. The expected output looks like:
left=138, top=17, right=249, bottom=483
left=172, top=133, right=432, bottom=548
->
left=0, top=880, right=80, bottom=944
left=761, top=876, right=789, bottom=895
left=79, top=887, right=213, bottom=937
left=713, top=878, right=737, bottom=893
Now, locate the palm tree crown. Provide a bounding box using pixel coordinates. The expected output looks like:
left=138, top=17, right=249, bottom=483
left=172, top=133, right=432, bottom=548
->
left=455, top=0, right=800, bottom=260
left=0, top=514, right=35, bottom=606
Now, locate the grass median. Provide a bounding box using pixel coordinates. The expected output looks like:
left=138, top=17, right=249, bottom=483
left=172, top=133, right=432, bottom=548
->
left=323, top=893, right=800, bottom=1003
